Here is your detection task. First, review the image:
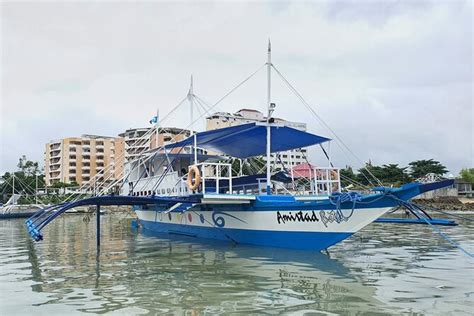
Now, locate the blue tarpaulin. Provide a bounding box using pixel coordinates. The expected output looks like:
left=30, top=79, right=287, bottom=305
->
left=164, top=123, right=330, bottom=158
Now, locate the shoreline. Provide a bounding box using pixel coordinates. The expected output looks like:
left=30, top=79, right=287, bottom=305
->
left=412, top=197, right=474, bottom=212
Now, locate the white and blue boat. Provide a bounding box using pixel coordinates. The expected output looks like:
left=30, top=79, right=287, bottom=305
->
left=25, top=43, right=454, bottom=251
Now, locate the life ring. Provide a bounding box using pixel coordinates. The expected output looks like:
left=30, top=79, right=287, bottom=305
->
left=187, top=165, right=201, bottom=191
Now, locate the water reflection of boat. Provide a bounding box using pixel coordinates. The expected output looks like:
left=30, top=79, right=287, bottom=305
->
left=21, top=214, right=384, bottom=314
left=137, top=226, right=384, bottom=313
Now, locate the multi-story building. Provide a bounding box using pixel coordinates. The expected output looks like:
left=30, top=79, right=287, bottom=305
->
left=44, top=135, right=124, bottom=186
left=206, top=108, right=308, bottom=169
left=119, top=127, right=151, bottom=162
left=119, top=127, right=193, bottom=163
left=149, top=127, right=192, bottom=151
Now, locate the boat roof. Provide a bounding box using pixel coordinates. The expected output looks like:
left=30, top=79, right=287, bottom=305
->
left=164, top=122, right=330, bottom=158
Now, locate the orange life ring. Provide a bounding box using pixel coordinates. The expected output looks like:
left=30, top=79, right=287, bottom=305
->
left=187, top=165, right=201, bottom=191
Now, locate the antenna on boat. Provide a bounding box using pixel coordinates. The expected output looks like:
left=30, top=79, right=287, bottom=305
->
left=188, top=75, right=198, bottom=164
left=266, top=39, right=272, bottom=194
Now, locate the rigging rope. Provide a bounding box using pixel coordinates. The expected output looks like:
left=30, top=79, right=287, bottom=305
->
left=271, top=64, right=383, bottom=187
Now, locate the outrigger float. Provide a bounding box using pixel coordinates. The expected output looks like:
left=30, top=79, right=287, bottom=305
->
left=26, top=43, right=457, bottom=252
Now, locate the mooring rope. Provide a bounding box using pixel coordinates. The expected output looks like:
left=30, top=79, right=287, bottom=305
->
left=329, top=191, right=364, bottom=222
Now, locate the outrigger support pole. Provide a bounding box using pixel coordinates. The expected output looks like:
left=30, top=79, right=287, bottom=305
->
left=96, top=204, right=100, bottom=250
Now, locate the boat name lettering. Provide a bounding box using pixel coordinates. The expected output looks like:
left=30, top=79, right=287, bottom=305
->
left=276, top=211, right=319, bottom=224
left=319, top=210, right=353, bottom=227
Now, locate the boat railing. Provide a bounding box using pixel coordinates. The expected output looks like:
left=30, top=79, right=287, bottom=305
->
left=198, top=162, right=233, bottom=194
left=212, top=177, right=291, bottom=196
left=128, top=171, right=190, bottom=196
left=311, top=167, right=341, bottom=195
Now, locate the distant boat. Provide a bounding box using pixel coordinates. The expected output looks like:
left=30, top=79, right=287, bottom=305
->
left=1, top=194, right=42, bottom=219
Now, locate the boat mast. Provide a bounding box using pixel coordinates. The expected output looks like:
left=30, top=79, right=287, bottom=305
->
left=266, top=40, right=272, bottom=195
left=155, top=108, right=160, bottom=149
left=188, top=75, right=198, bottom=165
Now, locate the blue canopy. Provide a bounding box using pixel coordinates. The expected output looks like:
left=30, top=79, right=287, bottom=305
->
left=165, top=123, right=330, bottom=158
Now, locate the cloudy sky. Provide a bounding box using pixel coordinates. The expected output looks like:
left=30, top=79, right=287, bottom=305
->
left=1, top=0, right=472, bottom=175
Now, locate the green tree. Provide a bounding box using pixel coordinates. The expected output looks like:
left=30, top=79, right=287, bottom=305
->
left=0, top=156, right=45, bottom=204
left=51, top=181, right=79, bottom=188
left=459, top=168, right=474, bottom=183
left=408, top=159, right=448, bottom=179
left=355, top=163, right=411, bottom=186
left=357, top=163, right=385, bottom=186
left=17, top=155, right=41, bottom=176
left=340, top=166, right=356, bottom=187
left=380, top=164, right=411, bottom=186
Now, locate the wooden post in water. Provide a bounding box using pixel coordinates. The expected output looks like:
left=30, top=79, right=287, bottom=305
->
left=96, top=204, right=100, bottom=250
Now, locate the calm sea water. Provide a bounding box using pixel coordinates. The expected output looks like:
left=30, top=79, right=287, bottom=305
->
left=0, top=213, right=473, bottom=315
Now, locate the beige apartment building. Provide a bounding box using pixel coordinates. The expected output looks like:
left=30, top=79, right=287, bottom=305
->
left=149, top=127, right=192, bottom=151
left=44, top=135, right=124, bottom=186
left=119, top=127, right=193, bottom=163
left=119, top=127, right=151, bottom=162
left=206, top=108, right=308, bottom=169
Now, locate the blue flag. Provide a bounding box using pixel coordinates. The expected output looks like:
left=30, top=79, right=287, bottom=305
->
left=149, top=116, right=158, bottom=124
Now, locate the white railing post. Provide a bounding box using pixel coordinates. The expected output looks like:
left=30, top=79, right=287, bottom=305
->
left=326, top=169, right=330, bottom=194
left=216, top=164, right=219, bottom=194
left=337, top=169, right=341, bottom=193
left=201, top=164, right=206, bottom=193
left=314, top=168, right=318, bottom=195
left=228, top=164, right=232, bottom=193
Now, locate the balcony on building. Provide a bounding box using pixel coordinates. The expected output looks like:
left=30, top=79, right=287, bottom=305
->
left=96, top=141, right=105, bottom=149
left=50, top=142, right=61, bottom=151
left=50, top=149, right=61, bottom=157
left=50, top=159, right=61, bottom=166
left=50, top=165, right=60, bottom=171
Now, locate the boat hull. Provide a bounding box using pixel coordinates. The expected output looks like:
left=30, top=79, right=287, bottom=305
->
left=135, top=206, right=390, bottom=251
